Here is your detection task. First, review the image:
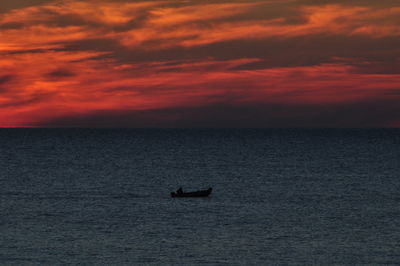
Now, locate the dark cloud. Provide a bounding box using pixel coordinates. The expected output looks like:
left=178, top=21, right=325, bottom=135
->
left=353, top=64, right=400, bottom=74
left=75, top=34, right=398, bottom=72
left=40, top=97, right=400, bottom=128
left=45, top=14, right=92, bottom=28
left=0, top=75, right=14, bottom=84
left=0, top=92, right=53, bottom=108
left=0, top=22, right=25, bottom=30
left=62, top=38, right=122, bottom=53
left=0, top=0, right=51, bottom=13
left=301, top=0, right=400, bottom=8
left=47, top=69, right=76, bottom=78
left=0, top=75, right=15, bottom=93
left=202, top=2, right=306, bottom=25
left=5, top=48, right=65, bottom=55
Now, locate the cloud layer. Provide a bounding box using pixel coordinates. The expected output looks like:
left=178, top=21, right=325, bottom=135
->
left=0, top=0, right=399, bottom=127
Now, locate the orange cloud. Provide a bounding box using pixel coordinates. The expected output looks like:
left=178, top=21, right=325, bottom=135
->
left=1, top=0, right=399, bottom=127
left=0, top=25, right=94, bottom=52
left=148, top=2, right=259, bottom=26
left=0, top=0, right=162, bottom=26
left=1, top=47, right=399, bottom=126
left=2, top=1, right=400, bottom=52
left=119, top=4, right=400, bottom=49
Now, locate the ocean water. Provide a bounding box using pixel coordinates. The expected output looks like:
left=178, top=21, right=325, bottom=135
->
left=1, top=129, right=400, bottom=265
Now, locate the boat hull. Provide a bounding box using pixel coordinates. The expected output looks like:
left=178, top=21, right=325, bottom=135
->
left=171, top=188, right=212, bottom=198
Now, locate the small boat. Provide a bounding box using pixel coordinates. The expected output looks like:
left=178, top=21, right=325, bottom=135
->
left=171, top=187, right=212, bottom=198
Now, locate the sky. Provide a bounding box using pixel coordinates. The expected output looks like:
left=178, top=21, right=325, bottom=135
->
left=0, top=0, right=399, bottom=127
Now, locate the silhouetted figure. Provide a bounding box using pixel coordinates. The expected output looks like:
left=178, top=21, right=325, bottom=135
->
left=177, top=187, right=183, bottom=194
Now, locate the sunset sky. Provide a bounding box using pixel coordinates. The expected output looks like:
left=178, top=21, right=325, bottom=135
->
left=1, top=0, right=399, bottom=127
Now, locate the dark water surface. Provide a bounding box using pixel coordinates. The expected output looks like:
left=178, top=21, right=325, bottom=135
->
left=1, top=129, right=400, bottom=265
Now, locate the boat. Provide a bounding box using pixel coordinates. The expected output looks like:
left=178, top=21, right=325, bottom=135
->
left=171, top=187, right=212, bottom=198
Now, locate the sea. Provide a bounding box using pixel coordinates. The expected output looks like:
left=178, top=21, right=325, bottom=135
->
left=1, top=129, right=399, bottom=265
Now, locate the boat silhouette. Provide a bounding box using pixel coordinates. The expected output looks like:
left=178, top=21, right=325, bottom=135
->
left=171, top=187, right=212, bottom=198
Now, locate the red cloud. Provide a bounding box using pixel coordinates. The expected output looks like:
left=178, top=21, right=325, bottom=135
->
left=1, top=51, right=399, bottom=126
left=0, top=0, right=399, bottom=127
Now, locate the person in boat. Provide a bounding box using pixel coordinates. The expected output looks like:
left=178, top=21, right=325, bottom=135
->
left=177, top=187, right=183, bottom=194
